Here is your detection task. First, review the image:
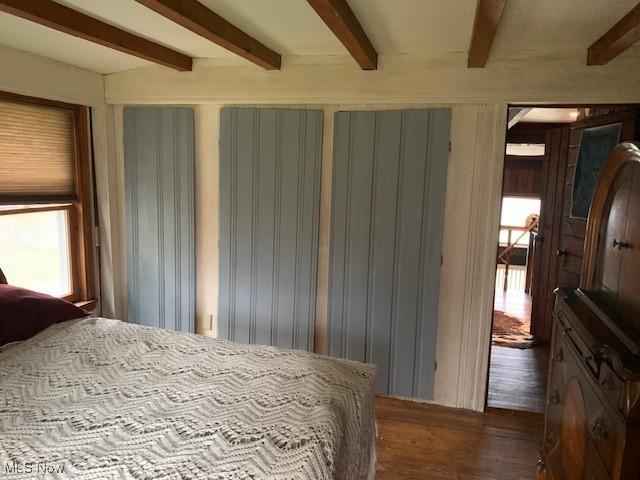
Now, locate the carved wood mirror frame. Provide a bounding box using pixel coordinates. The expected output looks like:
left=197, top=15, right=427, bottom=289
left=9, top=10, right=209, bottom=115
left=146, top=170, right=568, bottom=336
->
left=580, top=141, right=640, bottom=290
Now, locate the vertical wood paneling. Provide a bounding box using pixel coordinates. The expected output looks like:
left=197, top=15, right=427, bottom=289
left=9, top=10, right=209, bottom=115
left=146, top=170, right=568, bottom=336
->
left=328, top=108, right=451, bottom=399
left=219, top=108, right=322, bottom=351
left=123, top=107, right=195, bottom=332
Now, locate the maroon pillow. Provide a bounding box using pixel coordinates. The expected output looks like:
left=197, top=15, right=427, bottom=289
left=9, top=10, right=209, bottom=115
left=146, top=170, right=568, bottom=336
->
left=0, top=285, right=89, bottom=345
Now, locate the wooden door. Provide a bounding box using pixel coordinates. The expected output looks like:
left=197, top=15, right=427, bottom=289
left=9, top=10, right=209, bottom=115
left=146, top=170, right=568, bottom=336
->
left=530, top=128, right=569, bottom=341
left=123, top=107, right=195, bottom=332
left=617, top=163, right=640, bottom=328
left=327, top=108, right=451, bottom=399
left=218, top=108, right=323, bottom=351
left=594, top=163, right=633, bottom=310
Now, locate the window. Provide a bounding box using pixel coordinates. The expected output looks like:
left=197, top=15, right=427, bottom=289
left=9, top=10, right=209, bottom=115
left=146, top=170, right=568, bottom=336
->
left=0, top=92, right=95, bottom=304
left=498, top=197, right=541, bottom=247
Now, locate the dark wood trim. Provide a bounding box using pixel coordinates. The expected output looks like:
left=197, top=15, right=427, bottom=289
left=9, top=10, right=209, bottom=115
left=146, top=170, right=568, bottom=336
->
left=0, top=89, right=85, bottom=111
left=136, top=0, right=280, bottom=70
left=507, top=122, right=567, bottom=144
left=72, top=105, right=96, bottom=303
left=505, top=155, right=545, bottom=168
left=74, top=299, right=97, bottom=311
left=468, top=0, right=506, bottom=67
left=0, top=203, right=72, bottom=216
left=0, top=90, right=97, bottom=304
left=0, top=0, right=192, bottom=71
left=0, top=195, right=76, bottom=204
left=588, top=3, right=640, bottom=65
left=306, top=0, right=377, bottom=70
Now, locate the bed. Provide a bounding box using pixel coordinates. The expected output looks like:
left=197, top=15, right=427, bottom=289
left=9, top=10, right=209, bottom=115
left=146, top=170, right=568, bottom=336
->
left=0, top=317, right=376, bottom=479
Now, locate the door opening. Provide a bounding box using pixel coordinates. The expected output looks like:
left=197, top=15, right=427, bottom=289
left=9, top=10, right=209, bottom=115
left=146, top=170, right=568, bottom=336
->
left=486, top=104, right=638, bottom=413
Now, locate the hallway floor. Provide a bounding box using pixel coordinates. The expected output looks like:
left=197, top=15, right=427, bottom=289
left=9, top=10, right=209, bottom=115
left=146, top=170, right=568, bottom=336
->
left=489, top=288, right=548, bottom=413
left=487, top=345, right=549, bottom=413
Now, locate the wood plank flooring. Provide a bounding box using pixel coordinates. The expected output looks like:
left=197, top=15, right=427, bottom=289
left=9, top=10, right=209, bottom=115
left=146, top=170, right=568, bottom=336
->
left=494, top=290, right=533, bottom=325
left=375, top=396, right=543, bottom=479
left=487, top=345, right=549, bottom=413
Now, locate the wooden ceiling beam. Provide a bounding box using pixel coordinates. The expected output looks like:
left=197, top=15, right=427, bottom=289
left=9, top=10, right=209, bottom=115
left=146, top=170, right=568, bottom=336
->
left=306, top=0, right=377, bottom=70
left=468, top=0, right=506, bottom=68
left=507, top=107, right=532, bottom=129
left=0, top=0, right=192, bottom=71
left=587, top=3, right=640, bottom=65
left=136, top=0, right=281, bottom=70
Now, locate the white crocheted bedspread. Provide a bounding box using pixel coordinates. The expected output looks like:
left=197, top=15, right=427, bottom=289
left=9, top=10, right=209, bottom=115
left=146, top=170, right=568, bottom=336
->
left=0, top=318, right=376, bottom=480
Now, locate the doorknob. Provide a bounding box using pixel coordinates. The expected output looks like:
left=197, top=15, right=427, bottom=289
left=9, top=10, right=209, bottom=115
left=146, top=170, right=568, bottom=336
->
left=556, top=249, right=568, bottom=267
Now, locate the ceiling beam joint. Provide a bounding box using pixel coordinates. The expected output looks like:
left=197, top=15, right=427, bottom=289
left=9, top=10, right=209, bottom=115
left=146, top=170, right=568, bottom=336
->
left=306, top=0, right=378, bottom=70
left=587, top=3, right=640, bottom=65
left=136, top=0, right=281, bottom=70
left=468, top=0, right=506, bottom=68
left=0, top=0, right=192, bottom=71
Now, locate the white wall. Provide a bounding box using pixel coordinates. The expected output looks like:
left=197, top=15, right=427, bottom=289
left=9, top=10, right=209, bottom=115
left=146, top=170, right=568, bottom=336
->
left=106, top=101, right=505, bottom=411
left=105, top=53, right=640, bottom=105
left=101, top=51, right=640, bottom=411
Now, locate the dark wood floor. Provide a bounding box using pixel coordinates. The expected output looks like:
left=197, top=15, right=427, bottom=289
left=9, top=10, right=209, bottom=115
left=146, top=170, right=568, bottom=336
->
left=375, top=396, right=543, bottom=479
left=487, top=345, right=549, bottom=413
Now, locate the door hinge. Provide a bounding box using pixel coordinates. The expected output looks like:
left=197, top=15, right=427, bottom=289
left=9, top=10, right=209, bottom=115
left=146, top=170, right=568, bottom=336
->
left=94, top=226, right=100, bottom=247
left=448, top=141, right=452, bottom=152
left=434, top=361, right=438, bottom=370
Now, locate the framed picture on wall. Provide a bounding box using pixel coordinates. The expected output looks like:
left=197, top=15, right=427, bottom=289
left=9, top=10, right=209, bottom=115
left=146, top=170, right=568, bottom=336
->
left=571, top=123, right=622, bottom=219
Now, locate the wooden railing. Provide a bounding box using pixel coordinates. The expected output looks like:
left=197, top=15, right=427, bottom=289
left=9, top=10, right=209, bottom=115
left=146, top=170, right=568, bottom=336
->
left=497, top=218, right=539, bottom=292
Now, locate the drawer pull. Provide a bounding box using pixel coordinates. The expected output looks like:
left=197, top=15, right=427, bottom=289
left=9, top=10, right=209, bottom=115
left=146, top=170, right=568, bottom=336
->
left=550, top=391, right=561, bottom=405
left=555, top=348, right=564, bottom=362
left=545, top=433, right=556, bottom=448
left=601, top=373, right=615, bottom=391
left=590, top=419, right=608, bottom=440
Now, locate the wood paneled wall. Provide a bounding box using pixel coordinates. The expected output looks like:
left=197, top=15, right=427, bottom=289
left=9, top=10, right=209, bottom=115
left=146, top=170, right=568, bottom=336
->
left=328, top=108, right=451, bottom=399
left=123, top=107, right=195, bottom=332
left=218, top=108, right=323, bottom=351
left=502, top=155, right=544, bottom=197
left=558, top=110, right=638, bottom=291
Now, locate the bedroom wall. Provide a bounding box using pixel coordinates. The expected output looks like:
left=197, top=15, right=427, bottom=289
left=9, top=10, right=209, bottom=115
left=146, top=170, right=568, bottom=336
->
left=101, top=52, right=640, bottom=411
left=0, top=46, right=122, bottom=320
left=106, top=101, right=504, bottom=411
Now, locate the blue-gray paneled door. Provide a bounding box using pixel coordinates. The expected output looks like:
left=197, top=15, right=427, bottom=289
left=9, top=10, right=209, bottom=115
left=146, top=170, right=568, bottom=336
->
left=123, top=107, right=195, bottom=333
left=328, top=108, right=451, bottom=399
left=219, top=108, right=322, bottom=351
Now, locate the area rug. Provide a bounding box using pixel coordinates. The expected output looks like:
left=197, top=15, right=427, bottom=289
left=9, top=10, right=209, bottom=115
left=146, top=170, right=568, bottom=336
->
left=492, top=310, right=537, bottom=349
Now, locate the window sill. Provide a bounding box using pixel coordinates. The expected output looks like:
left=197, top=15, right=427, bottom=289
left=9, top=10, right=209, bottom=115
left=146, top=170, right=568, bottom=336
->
left=74, top=299, right=97, bottom=312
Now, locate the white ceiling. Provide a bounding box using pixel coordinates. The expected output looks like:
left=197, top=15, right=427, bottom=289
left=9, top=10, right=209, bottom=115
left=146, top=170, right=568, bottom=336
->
left=520, top=108, right=580, bottom=123
left=0, top=0, right=638, bottom=74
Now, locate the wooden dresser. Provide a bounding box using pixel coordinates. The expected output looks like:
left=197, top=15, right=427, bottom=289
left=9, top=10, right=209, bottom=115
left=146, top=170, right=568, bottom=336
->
left=539, top=142, right=640, bottom=480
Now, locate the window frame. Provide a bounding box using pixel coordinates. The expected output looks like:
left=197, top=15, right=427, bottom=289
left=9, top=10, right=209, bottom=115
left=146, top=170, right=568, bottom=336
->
left=0, top=91, right=96, bottom=306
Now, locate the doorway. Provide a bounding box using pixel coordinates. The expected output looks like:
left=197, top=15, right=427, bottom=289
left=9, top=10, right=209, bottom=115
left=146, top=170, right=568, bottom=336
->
left=487, top=106, right=579, bottom=413
left=486, top=104, right=639, bottom=413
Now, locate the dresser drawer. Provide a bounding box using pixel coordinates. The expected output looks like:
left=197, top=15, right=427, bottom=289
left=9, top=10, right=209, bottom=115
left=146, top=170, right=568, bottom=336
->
left=561, top=334, right=623, bottom=476
left=599, top=362, right=624, bottom=413
left=545, top=325, right=623, bottom=476
left=555, top=307, right=600, bottom=378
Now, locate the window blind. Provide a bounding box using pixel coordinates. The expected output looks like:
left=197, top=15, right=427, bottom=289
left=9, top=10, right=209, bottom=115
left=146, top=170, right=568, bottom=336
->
left=0, top=100, right=75, bottom=202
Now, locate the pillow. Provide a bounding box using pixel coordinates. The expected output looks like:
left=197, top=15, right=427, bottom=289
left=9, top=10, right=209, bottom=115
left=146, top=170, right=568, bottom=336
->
left=0, top=285, right=89, bottom=345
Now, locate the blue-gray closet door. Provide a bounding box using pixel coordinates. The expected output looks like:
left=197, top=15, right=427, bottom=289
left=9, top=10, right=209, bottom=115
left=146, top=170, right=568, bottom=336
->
left=123, top=107, right=195, bottom=332
left=328, top=108, right=451, bottom=399
left=219, top=108, right=322, bottom=351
